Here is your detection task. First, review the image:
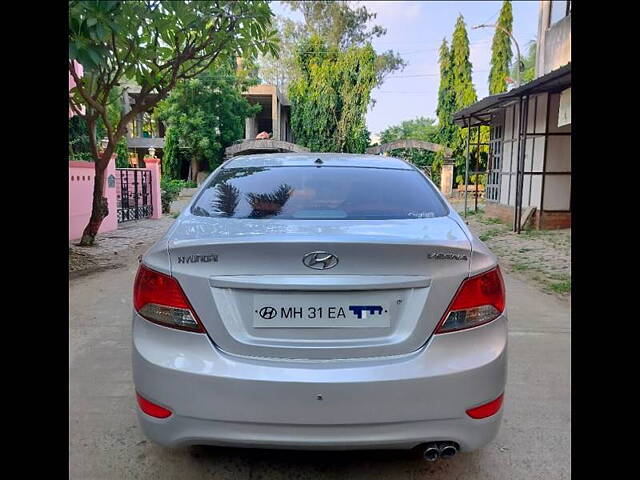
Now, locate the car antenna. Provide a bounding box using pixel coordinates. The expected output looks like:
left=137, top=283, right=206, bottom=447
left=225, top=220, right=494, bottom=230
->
left=314, top=158, right=323, bottom=165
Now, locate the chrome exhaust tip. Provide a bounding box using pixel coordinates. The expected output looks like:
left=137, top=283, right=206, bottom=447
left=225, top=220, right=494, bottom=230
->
left=423, top=444, right=440, bottom=462
left=438, top=442, right=458, bottom=459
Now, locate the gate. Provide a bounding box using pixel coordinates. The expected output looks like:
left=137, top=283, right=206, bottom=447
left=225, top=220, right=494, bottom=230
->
left=116, top=168, right=153, bottom=223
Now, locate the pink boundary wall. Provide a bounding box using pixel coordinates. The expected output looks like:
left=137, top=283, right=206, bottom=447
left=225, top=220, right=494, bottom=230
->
left=144, top=158, right=163, bottom=220
left=69, top=156, right=118, bottom=241
left=69, top=156, right=162, bottom=241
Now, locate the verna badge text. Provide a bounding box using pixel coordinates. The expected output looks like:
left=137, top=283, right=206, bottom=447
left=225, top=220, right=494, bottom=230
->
left=428, top=252, right=468, bottom=261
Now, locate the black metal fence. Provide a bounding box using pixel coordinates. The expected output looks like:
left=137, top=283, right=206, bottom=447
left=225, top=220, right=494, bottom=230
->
left=116, top=168, right=153, bottom=223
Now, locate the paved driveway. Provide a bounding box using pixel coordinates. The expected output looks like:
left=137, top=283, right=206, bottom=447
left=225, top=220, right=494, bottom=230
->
left=69, top=240, right=570, bottom=480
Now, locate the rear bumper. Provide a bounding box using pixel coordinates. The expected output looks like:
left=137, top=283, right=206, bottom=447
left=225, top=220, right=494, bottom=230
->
left=137, top=411, right=503, bottom=451
left=132, top=313, right=507, bottom=451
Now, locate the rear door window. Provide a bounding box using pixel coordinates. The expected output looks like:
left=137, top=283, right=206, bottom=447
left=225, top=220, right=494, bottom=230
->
left=191, top=166, right=448, bottom=220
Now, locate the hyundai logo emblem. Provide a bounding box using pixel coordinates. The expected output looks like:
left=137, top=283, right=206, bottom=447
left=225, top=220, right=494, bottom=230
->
left=302, top=251, right=339, bottom=270
left=258, top=306, right=277, bottom=319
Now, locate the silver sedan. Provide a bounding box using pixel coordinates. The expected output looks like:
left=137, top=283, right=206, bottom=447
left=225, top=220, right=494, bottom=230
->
left=132, top=153, right=507, bottom=462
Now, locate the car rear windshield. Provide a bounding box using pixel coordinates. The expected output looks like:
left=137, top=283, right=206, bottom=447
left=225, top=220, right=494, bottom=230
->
left=191, top=166, right=448, bottom=220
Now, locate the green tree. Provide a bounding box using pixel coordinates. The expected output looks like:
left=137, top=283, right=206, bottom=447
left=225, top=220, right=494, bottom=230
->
left=433, top=38, right=459, bottom=183
left=451, top=15, right=477, bottom=111
left=449, top=15, right=479, bottom=184
left=435, top=39, right=458, bottom=148
left=289, top=36, right=376, bottom=153
left=380, top=117, right=438, bottom=144
left=69, top=0, right=278, bottom=245
left=69, top=115, right=94, bottom=161
left=259, top=1, right=405, bottom=93
left=379, top=117, right=438, bottom=169
left=510, top=40, right=537, bottom=85
left=156, top=62, right=260, bottom=181
left=161, top=126, right=182, bottom=180
left=256, top=16, right=302, bottom=90
left=488, top=1, right=513, bottom=95
left=285, top=0, right=386, bottom=49
left=114, top=138, right=128, bottom=168
left=69, top=87, right=123, bottom=162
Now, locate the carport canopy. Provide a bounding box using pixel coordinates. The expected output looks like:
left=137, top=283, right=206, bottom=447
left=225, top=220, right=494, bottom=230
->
left=453, top=63, right=571, bottom=127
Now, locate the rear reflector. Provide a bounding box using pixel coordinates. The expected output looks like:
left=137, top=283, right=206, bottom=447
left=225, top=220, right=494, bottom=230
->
left=133, top=264, right=205, bottom=332
left=136, top=392, right=172, bottom=419
left=436, top=266, right=505, bottom=333
left=466, top=393, right=504, bottom=419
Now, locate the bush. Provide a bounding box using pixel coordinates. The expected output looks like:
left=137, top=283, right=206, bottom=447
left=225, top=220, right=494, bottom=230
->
left=115, top=138, right=129, bottom=168
left=69, top=151, right=94, bottom=162
left=161, top=178, right=187, bottom=214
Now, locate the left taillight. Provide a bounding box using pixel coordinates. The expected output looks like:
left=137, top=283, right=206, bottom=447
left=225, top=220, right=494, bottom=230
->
left=133, top=264, right=205, bottom=333
left=136, top=392, right=172, bottom=419
left=435, top=266, right=506, bottom=334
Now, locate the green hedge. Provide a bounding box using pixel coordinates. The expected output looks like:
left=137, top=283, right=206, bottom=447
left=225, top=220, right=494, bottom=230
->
left=160, top=178, right=187, bottom=214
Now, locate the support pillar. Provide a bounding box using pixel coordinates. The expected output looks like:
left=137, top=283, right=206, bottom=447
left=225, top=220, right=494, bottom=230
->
left=144, top=157, right=163, bottom=219
left=271, top=94, right=280, bottom=141
left=245, top=116, right=257, bottom=139
left=440, top=157, right=454, bottom=197
left=464, top=117, right=472, bottom=217
left=102, top=154, right=119, bottom=232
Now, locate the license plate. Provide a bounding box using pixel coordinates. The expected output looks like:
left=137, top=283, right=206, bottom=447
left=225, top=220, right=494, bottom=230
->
left=253, top=294, right=390, bottom=328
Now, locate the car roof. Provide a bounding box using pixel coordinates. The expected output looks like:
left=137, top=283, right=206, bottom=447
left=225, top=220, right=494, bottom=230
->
left=222, top=153, right=415, bottom=170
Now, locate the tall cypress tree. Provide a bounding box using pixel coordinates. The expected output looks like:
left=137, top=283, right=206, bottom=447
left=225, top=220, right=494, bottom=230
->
left=450, top=14, right=477, bottom=110
left=488, top=1, right=513, bottom=95
left=449, top=14, right=478, bottom=184
left=433, top=37, right=459, bottom=185
left=436, top=38, right=457, bottom=147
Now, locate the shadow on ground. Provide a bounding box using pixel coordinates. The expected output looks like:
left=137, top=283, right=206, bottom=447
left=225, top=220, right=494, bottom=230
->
left=179, top=444, right=472, bottom=479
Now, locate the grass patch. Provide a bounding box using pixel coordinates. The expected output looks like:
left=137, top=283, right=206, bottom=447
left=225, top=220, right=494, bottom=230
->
left=549, top=279, right=571, bottom=294
left=538, top=273, right=572, bottom=295
left=463, top=208, right=484, bottom=217
left=511, top=262, right=531, bottom=272
left=522, top=229, right=554, bottom=237
left=479, top=228, right=504, bottom=242
left=171, top=212, right=180, bottom=219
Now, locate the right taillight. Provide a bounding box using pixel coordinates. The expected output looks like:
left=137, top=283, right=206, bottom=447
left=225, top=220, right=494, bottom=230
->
left=435, top=266, right=505, bottom=334
left=133, top=264, right=205, bottom=333
left=466, top=393, right=504, bottom=419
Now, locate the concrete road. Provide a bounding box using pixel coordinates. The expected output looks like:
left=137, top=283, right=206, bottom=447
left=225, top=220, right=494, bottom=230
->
left=70, top=245, right=570, bottom=479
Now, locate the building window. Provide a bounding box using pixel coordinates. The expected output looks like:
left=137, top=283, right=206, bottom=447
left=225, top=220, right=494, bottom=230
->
left=549, top=0, right=570, bottom=27
left=142, top=112, right=155, bottom=138
left=486, top=116, right=504, bottom=203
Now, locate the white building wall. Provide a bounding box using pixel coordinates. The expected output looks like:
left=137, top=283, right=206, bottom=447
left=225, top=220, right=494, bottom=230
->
left=531, top=137, right=545, bottom=171
left=543, top=176, right=571, bottom=210
left=536, top=1, right=571, bottom=77
left=534, top=92, right=548, bottom=133
left=498, top=103, right=518, bottom=205
left=541, top=91, right=571, bottom=211
left=525, top=94, right=548, bottom=208
left=530, top=175, right=543, bottom=208
left=489, top=91, right=570, bottom=211
left=545, top=135, right=571, bottom=172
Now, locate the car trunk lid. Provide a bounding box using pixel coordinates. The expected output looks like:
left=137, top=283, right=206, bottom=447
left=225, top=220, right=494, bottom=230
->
left=168, top=216, right=471, bottom=360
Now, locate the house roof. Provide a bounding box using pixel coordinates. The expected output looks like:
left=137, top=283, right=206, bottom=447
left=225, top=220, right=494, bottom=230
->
left=244, top=84, right=290, bottom=106
left=453, top=63, right=571, bottom=127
